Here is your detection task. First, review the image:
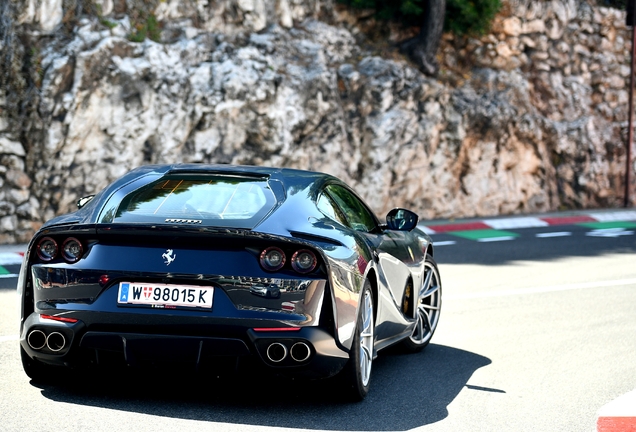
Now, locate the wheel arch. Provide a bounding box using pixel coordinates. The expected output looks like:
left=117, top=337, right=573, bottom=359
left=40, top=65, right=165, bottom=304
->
left=365, top=267, right=379, bottom=324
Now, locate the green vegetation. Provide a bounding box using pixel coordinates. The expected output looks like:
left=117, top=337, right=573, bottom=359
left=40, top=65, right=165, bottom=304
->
left=125, top=1, right=162, bottom=43
left=29, top=47, right=44, bottom=88
left=128, top=14, right=161, bottom=42
left=598, top=0, right=625, bottom=9
left=338, top=0, right=424, bottom=22
left=100, top=18, right=118, bottom=29
left=338, top=0, right=502, bottom=36
left=445, top=0, right=501, bottom=36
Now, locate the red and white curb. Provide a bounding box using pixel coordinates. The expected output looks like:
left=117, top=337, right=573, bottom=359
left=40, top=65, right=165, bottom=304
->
left=420, top=210, right=636, bottom=234
left=597, top=389, right=636, bottom=432
left=0, top=252, right=24, bottom=266
left=0, top=252, right=24, bottom=278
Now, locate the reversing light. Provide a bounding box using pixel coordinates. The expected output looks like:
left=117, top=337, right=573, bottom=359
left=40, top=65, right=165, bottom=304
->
left=291, top=249, right=317, bottom=274
left=61, top=237, right=84, bottom=263
left=37, top=237, right=58, bottom=261
left=260, top=247, right=286, bottom=272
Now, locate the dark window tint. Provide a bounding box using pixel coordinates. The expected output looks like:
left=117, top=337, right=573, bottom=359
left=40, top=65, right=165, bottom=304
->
left=324, top=185, right=378, bottom=232
left=317, top=193, right=347, bottom=226
left=113, top=175, right=276, bottom=229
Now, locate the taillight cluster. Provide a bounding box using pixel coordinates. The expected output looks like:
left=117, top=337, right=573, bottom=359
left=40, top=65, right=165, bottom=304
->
left=259, top=247, right=318, bottom=274
left=36, top=237, right=84, bottom=263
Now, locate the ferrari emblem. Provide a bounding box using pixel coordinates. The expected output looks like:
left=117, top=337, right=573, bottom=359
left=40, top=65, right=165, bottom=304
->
left=162, top=249, right=176, bottom=266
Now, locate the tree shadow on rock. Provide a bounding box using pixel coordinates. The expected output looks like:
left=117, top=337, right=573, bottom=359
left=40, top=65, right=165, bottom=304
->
left=35, top=344, right=491, bottom=431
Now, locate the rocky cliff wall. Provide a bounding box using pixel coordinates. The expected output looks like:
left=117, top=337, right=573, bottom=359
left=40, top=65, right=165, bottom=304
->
left=0, top=0, right=634, bottom=243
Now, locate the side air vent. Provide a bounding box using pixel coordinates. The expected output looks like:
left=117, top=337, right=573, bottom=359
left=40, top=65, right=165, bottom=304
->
left=289, top=231, right=344, bottom=247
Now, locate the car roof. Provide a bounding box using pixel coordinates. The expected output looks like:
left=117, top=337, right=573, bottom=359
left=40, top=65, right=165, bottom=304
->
left=43, top=164, right=347, bottom=229
left=158, top=163, right=336, bottom=190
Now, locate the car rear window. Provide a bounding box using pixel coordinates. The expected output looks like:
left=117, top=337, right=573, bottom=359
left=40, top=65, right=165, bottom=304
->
left=113, top=175, right=277, bottom=228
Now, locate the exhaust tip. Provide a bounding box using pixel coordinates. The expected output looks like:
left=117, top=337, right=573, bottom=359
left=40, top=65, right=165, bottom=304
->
left=27, top=330, right=47, bottom=351
left=46, top=332, right=66, bottom=352
left=290, top=342, right=311, bottom=362
left=266, top=342, right=288, bottom=363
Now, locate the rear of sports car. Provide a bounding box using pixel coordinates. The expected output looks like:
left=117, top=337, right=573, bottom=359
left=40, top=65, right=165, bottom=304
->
left=19, top=171, right=349, bottom=380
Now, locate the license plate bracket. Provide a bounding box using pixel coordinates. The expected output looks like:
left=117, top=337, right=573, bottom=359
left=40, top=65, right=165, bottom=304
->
left=117, top=282, right=214, bottom=309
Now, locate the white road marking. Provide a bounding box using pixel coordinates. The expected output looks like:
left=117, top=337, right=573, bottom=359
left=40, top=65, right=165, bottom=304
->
left=483, top=217, right=549, bottom=230
left=589, top=211, right=636, bottom=222
left=445, top=278, right=636, bottom=300
left=418, top=225, right=437, bottom=235
left=477, top=236, right=516, bottom=242
left=536, top=232, right=572, bottom=238
left=0, top=335, right=19, bottom=343
left=586, top=229, right=634, bottom=238
left=0, top=253, right=23, bottom=265
left=0, top=274, right=19, bottom=279
left=434, top=241, right=457, bottom=246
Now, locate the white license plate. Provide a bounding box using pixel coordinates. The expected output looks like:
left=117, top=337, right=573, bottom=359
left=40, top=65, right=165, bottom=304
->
left=117, top=282, right=213, bottom=309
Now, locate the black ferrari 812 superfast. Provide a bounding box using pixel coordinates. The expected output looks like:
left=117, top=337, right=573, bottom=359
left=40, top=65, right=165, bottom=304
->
left=18, top=164, right=441, bottom=400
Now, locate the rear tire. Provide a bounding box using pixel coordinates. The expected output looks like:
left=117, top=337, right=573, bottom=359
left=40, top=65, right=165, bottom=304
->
left=338, top=280, right=374, bottom=401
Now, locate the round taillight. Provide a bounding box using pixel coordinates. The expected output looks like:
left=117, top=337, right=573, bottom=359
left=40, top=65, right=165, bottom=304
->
left=37, top=237, right=58, bottom=261
left=61, top=237, right=83, bottom=263
left=260, top=247, right=286, bottom=272
left=291, top=249, right=317, bottom=274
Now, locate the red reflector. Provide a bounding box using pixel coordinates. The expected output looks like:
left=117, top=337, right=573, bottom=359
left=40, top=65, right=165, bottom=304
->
left=252, top=327, right=301, bottom=332
left=40, top=314, right=78, bottom=323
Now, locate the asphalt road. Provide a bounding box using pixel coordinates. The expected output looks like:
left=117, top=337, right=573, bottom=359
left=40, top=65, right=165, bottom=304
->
left=1, top=222, right=635, bottom=432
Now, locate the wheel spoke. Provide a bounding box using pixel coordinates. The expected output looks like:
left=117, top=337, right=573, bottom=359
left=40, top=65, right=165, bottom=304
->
left=416, top=314, right=424, bottom=340
left=363, top=311, right=372, bottom=332
left=360, top=355, right=369, bottom=382
left=419, top=281, right=440, bottom=300
left=421, top=268, right=433, bottom=294
left=419, top=306, right=432, bottom=331
left=361, top=344, right=372, bottom=362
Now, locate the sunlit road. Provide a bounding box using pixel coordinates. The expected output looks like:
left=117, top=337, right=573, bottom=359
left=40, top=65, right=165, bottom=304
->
left=1, top=221, right=635, bottom=431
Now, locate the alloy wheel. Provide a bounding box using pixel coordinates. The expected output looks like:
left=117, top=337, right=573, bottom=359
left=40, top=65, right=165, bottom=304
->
left=359, top=288, right=374, bottom=386
left=409, top=258, right=442, bottom=346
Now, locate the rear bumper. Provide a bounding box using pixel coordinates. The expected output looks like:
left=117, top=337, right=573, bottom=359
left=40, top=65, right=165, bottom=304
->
left=20, top=312, right=349, bottom=379
left=24, top=257, right=348, bottom=378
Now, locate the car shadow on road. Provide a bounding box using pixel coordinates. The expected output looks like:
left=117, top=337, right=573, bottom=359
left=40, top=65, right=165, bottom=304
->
left=34, top=344, right=491, bottom=431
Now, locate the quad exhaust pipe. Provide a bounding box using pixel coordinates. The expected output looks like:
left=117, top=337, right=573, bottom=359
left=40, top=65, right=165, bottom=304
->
left=27, top=330, right=47, bottom=350
left=46, top=332, right=66, bottom=352
left=266, top=342, right=287, bottom=363
left=265, top=341, right=312, bottom=363
left=27, top=329, right=67, bottom=352
left=290, top=342, right=311, bottom=362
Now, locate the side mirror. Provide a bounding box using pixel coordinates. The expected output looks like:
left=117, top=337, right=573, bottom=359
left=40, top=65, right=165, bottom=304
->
left=386, top=208, right=419, bottom=231
left=77, top=195, right=95, bottom=209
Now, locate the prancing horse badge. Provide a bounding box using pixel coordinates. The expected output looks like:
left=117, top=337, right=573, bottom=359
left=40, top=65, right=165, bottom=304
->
left=162, top=249, right=176, bottom=266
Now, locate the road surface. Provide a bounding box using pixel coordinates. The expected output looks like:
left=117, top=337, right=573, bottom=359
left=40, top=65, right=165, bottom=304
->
left=1, top=212, right=635, bottom=431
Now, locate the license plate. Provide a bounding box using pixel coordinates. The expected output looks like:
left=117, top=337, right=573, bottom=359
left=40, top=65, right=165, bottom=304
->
left=117, top=282, right=213, bottom=309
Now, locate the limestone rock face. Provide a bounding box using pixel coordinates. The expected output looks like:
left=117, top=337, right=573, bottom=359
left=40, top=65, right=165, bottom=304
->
left=0, top=0, right=634, bottom=243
